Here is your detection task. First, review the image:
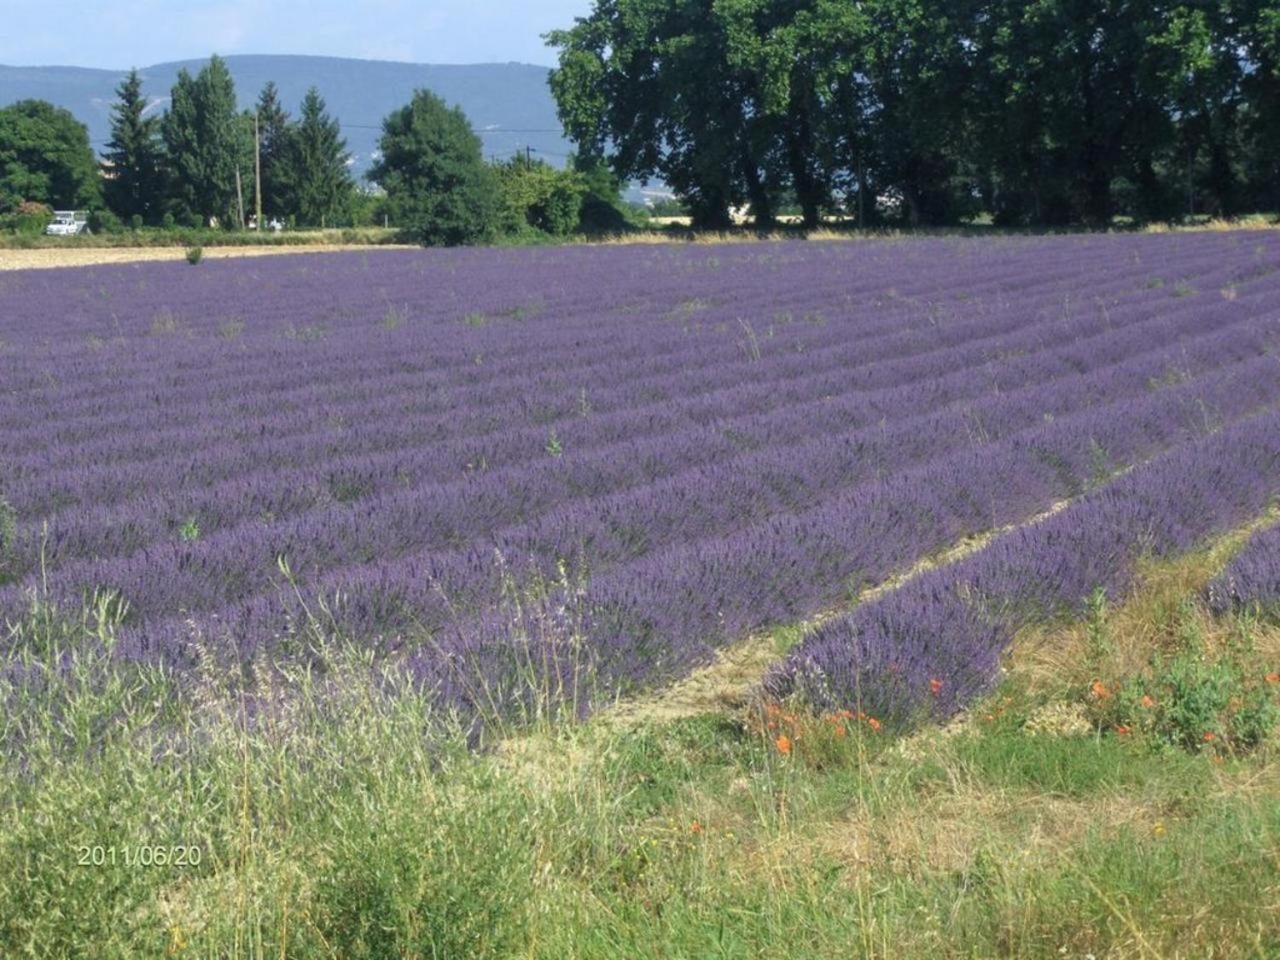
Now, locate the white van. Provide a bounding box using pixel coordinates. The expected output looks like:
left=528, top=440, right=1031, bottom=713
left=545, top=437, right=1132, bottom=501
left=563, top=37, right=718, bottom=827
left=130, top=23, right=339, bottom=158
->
left=45, top=211, right=90, bottom=236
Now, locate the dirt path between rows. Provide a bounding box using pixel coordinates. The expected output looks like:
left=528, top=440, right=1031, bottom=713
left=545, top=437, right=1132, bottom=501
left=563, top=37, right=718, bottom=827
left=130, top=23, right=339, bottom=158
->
left=603, top=499, right=1072, bottom=729
left=0, top=244, right=417, bottom=271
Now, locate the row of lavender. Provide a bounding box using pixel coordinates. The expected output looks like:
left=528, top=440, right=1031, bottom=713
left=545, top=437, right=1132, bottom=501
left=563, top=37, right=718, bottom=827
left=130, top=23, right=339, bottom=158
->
left=1, top=234, right=1277, bottom=721
left=409, top=355, right=1280, bottom=722
left=19, top=270, right=1280, bottom=666
left=767, top=406, right=1280, bottom=723
left=1207, top=523, right=1280, bottom=617
left=18, top=286, right=1280, bottom=627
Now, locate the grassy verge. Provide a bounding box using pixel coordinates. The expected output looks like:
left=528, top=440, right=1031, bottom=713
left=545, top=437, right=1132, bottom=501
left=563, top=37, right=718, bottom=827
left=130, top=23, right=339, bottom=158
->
left=3, top=212, right=1274, bottom=254
left=0, top=227, right=405, bottom=250
left=1, top=532, right=1278, bottom=957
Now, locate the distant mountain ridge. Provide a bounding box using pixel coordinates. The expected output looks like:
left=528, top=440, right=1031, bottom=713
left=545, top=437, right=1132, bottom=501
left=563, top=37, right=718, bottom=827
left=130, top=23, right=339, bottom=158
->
left=0, top=55, right=572, bottom=174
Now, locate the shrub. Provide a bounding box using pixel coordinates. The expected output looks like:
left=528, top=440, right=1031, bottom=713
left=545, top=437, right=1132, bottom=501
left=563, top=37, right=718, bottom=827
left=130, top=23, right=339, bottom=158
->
left=3, top=201, right=53, bottom=235
left=88, top=208, right=123, bottom=234
left=185, top=246, right=204, bottom=265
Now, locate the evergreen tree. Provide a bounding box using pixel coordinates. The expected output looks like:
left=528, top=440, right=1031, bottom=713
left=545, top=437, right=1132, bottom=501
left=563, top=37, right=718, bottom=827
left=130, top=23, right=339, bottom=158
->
left=283, top=87, right=353, bottom=227
left=103, top=69, right=165, bottom=223
left=162, top=55, right=248, bottom=227
left=368, top=89, right=501, bottom=246
left=254, top=81, right=291, bottom=221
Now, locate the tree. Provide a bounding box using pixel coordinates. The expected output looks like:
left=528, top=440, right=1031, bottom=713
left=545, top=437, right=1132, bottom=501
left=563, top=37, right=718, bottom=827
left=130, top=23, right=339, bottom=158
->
left=162, top=55, right=249, bottom=227
left=255, top=81, right=292, bottom=221
left=547, top=0, right=1280, bottom=228
left=103, top=69, right=165, bottom=223
left=0, top=99, right=100, bottom=212
left=548, top=0, right=749, bottom=229
left=368, top=89, right=501, bottom=246
left=282, top=87, right=354, bottom=227
left=495, top=153, right=586, bottom=236
left=1237, top=0, right=1280, bottom=214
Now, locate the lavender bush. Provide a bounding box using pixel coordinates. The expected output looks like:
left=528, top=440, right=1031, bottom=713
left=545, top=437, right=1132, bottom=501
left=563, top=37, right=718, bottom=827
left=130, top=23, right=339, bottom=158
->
left=1206, top=522, right=1280, bottom=617
left=767, top=408, right=1280, bottom=725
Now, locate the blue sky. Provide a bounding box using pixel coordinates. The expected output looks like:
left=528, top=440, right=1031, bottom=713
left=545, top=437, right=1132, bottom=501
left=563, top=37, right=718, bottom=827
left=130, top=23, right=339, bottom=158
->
left=0, top=0, right=594, bottom=69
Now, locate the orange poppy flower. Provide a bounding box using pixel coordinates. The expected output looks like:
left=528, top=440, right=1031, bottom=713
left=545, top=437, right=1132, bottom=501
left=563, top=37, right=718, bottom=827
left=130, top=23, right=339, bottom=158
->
left=1265, top=672, right=1280, bottom=685
left=775, top=734, right=792, bottom=755
left=1091, top=681, right=1110, bottom=699
left=1203, top=732, right=1217, bottom=742
left=866, top=717, right=882, bottom=732
left=1115, top=725, right=1131, bottom=736
left=929, top=678, right=943, bottom=695
left=690, top=821, right=704, bottom=834
left=839, top=709, right=855, bottom=720
left=1140, top=695, right=1155, bottom=709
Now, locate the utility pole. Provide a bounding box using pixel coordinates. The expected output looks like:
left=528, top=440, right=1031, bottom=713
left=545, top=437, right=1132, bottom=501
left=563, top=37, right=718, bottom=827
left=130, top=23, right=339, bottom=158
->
left=235, top=167, right=245, bottom=229
left=525, top=145, right=533, bottom=164
left=254, top=112, right=263, bottom=230
left=1186, top=145, right=1195, bottom=221
left=856, top=152, right=865, bottom=230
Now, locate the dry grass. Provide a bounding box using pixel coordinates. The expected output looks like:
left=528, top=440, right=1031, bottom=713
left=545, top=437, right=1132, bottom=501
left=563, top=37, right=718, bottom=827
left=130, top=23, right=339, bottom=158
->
left=605, top=216, right=1277, bottom=247
left=1013, top=510, right=1280, bottom=696
left=0, top=243, right=417, bottom=272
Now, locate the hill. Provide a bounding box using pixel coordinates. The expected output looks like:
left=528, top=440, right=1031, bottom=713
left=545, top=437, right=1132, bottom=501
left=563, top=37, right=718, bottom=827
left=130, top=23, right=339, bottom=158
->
left=0, top=54, right=571, bottom=174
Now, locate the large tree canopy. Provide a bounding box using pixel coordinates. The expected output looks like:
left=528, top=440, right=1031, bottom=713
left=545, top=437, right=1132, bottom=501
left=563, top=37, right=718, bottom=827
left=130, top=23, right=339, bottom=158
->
left=0, top=99, right=100, bottom=212
left=548, top=0, right=1280, bottom=227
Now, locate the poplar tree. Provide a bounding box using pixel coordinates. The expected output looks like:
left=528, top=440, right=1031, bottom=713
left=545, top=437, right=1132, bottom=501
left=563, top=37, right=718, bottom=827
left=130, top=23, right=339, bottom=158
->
left=162, top=55, right=247, bottom=226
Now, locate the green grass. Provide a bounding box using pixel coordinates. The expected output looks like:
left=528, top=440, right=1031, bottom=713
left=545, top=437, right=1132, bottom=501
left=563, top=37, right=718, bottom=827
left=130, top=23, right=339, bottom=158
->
left=2, top=538, right=1279, bottom=957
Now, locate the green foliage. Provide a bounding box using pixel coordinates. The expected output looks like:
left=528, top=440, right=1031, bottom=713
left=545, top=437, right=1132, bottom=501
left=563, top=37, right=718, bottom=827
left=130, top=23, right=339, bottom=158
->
left=1086, top=612, right=1280, bottom=754
left=184, top=245, right=203, bottom=265
left=495, top=154, right=586, bottom=236
left=1094, top=650, right=1280, bottom=754
left=280, top=87, right=355, bottom=228
left=548, top=0, right=1280, bottom=227
left=368, top=89, right=501, bottom=246
left=162, top=56, right=250, bottom=228
left=0, top=99, right=101, bottom=212
left=254, top=81, right=292, bottom=221
left=0, top=200, right=53, bottom=235
left=0, top=496, right=16, bottom=583
left=573, top=153, right=632, bottom=232
left=87, top=208, right=123, bottom=234
left=103, top=69, right=166, bottom=224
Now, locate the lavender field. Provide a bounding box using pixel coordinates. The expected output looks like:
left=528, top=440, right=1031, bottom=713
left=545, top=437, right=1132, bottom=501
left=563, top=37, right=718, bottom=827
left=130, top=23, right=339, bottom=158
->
left=2, top=232, right=1280, bottom=723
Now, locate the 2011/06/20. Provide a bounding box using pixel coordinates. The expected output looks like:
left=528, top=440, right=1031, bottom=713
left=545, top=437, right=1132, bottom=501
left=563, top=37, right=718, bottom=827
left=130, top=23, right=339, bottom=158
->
left=75, top=845, right=202, bottom=868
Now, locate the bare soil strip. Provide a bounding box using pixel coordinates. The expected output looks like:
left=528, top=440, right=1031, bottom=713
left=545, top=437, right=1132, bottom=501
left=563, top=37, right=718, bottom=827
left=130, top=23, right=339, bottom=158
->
left=604, top=499, right=1071, bottom=728
left=0, top=244, right=416, bottom=272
